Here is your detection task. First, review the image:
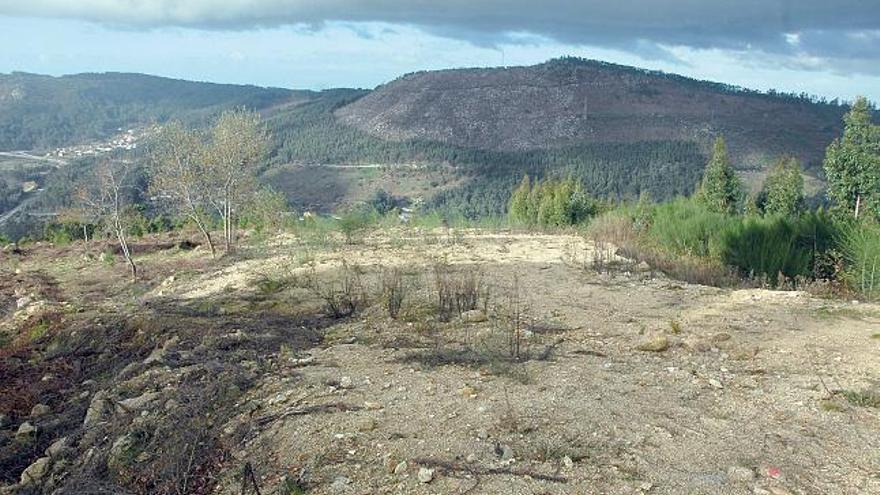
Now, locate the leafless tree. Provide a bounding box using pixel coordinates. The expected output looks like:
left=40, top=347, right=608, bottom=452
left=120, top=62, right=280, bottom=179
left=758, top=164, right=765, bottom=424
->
left=148, top=121, right=217, bottom=257
left=76, top=160, right=139, bottom=280
left=204, top=108, right=269, bottom=254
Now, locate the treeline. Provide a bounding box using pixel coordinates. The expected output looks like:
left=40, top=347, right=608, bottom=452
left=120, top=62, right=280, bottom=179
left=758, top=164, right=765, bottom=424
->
left=581, top=97, right=880, bottom=299
left=267, top=90, right=707, bottom=217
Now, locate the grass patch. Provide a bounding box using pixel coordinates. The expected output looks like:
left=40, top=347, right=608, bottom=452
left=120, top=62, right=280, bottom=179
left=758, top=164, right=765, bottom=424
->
left=839, top=389, right=880, bottom=408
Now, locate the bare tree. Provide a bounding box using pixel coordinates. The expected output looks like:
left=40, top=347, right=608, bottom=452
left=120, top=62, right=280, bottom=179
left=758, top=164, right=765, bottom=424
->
left=76, top=160, right=139, bottom=280
left=204, top=108, right=269, bottom=254
left=148, top=121, right=217, bottom=258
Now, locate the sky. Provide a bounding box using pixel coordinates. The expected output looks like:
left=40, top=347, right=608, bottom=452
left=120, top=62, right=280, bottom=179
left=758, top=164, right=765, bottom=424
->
left=0, top=1, right=878, bottom=102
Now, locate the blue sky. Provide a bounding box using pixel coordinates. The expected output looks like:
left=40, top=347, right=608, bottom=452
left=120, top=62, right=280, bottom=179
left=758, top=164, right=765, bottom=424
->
left=1, top=2, right=878, bottom=101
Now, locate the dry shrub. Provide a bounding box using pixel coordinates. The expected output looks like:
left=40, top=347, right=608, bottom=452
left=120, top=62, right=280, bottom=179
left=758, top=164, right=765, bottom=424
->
left=380, top=266, right=407, bottom=319
left=308, top=261, right=368, bottom=318
left=432, top=262, right=489, bottom=321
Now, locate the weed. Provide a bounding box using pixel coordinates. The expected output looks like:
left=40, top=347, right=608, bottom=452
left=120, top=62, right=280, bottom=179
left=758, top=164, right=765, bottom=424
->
left=307, top=262, right=368, bottom=318
left=432, top=262, right=489, bottom=321
left=669, top=320, right=683, bottom=334
left=839, top=389, right=880, bottom=408
left=380, top=266, right=407, bottom=319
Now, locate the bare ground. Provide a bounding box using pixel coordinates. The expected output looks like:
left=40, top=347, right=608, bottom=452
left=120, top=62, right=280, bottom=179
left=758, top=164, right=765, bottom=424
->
left=2, top=229, right=879, bottom=495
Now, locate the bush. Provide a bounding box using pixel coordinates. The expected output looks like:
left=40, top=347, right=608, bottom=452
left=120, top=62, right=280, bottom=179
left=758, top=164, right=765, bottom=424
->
left=840, top=222, right=880, bottom=300
left=336, top=209, right=376, bottom=244
left=648, top=198, right=736, bottom=258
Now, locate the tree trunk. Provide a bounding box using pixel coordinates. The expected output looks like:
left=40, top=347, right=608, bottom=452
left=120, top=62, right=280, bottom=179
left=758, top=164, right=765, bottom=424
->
left=116, top=226, right=137, bottom=281
left=192, top=217, right=216, bottom=259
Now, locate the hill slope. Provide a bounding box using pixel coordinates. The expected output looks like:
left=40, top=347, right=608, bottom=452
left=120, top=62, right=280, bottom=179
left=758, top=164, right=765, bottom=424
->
left=0, top=72, right=297, bottom=151
left=336, top=58, right=846, bottom=170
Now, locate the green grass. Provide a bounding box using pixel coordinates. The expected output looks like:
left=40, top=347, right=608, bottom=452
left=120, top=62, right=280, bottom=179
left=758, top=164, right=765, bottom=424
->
left=840, top=389, right=880, bottom=408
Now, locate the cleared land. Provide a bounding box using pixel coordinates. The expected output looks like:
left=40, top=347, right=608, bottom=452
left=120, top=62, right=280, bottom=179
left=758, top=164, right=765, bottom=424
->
left=1, top=229, right=878, bottom=495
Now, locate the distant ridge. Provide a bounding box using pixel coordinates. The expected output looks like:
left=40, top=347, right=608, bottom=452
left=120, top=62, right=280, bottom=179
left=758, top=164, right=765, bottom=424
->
left=335, top=57, right=847, bottom=169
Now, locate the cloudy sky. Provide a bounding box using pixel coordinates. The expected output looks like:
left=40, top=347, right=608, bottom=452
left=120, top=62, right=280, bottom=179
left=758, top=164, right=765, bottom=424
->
left=1, top=1, right=878, bottom=101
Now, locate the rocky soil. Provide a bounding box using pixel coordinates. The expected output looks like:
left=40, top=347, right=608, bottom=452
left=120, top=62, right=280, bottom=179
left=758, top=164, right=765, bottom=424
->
left=1, top=229, right=878, bottom=495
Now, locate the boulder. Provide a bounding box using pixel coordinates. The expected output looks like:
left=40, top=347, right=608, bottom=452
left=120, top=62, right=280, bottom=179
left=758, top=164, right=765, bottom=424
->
left=30, top=404, right=51, bottom=418
left=16, top=421, right=37, bottom=438
left=83, top=391, right=109, bottom=427
left=20, top=457, right=51, bottom=485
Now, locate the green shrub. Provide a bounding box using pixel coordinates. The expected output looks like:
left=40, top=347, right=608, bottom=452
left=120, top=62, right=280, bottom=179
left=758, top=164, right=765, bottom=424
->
left=839, top=222, right=880, bottom=300
left=648, top=198, right=735, bottom=258
left=721, top=211, right=839, bottom=285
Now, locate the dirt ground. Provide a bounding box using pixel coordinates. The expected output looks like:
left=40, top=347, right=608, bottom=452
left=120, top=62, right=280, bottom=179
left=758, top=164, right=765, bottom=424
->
left=3, top=229, right=879, bottom=495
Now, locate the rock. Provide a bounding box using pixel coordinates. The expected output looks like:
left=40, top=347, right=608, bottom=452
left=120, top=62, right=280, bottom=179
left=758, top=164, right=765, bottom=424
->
left=418, top=467, right=435, bottom=483
left=16, top=421, right=37, bottom=438
left=30, top=403, right=51, bottom=418
left=393, top=460, right=408, bottom=475
left=84, top=390, right=109, bottom=427
left=727, top=466, right=755, bottom=483
left=476, top=429, right=489, bottom=441
left=382, top=455, right=397, bottom=473
left=458, top=384, right=478, bottom=398
left=45, top=436, right=71, bottom=458
left=0, top=413, right=9, bottom=428
left=496, top=444, right=514, bottom=461
left=461, top=309, right=488, bottom=323
left=636, top=334, right=670, bottom=352
left=634, top=261, right=652, bottom=272
left=363, top=401, right=383, bottom=410
left=19, top=456, right=50, bottom=485
left=330, top=476, right=350, bottom=491
left=562, top=456, right=574, bottom=469
left=339, top=376, right=354, bottom=389
left=708, top=378, right=724, bottom=389
left=466, top=453, right=478, bottom=463
left=108, top=434, right=137, bottom=470
left=684, top=336, right=712, bottom=352
left=143, top=337, right=179, bottom=365
left=117, top=391, right=161, bottom=413
left=355, top=417, right=377, bottom=432
left=15, top=296, right=33, bottom=309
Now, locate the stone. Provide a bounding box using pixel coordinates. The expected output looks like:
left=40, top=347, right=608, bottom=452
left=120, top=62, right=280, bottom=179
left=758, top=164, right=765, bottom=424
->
left=330, top=476, right=351, bottom=492
left=562, top=456, right=574, bottom=469
left=45, top=436, right=71, bottom=459
left=418, top=467, right=435, bottom=483
left=355, top=417, right=378, bottom=432
left=84, top=390, right=109, bottom=427
left=363, top=401, right=383, bottom=410
left=16, top=421, right=37, bottom=438
left=684, top=336, right=712, bottom=352
left=0, top=413, right=9, bottom=428
left=117, top=391, right=161, bottom=413
left=708, top=378, right=724, bottom=389
left=393, top=460, right=408, bottom=475
left=458, top=385, right=478, bottom=398
left=30, top=403, right=51, bottom=418
left=108, top=434, right=137, bottom=470
left=19, top=456, right=51, bottom=485
left=636, top=334, right=670, bottom=352
left=15, top=296, right=33, bottom=309
left=497, top=444, right=514, bottom=461
left=461, top=309, right=488, bottom=323
left=339, top=376, right=354, bottom=389
left=727, top=466, right=755, bottom=483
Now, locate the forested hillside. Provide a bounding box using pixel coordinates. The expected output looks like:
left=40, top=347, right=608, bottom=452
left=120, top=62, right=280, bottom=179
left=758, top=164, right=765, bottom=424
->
left=0, top=72, right=296, bottom=151
left=336, top=58, right=848, bottom=171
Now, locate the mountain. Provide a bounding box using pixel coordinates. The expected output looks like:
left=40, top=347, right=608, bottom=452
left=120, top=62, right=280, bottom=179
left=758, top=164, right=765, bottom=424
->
left=0, top=59, right=859, bottom=238
left=335, top=58, right=846, bottom=171
left=0, top=72, right=297, bottom=151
